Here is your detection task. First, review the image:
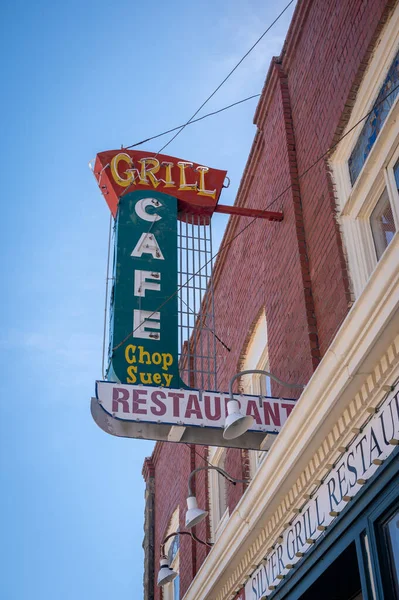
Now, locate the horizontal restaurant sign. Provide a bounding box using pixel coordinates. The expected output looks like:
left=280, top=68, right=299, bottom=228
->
left=95, top=381, right=296, bottom=433
left=245, top=381, right=399, bottom=600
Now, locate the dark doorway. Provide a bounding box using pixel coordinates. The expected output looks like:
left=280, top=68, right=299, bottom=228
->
left=299, top=542, right=362, bottom=600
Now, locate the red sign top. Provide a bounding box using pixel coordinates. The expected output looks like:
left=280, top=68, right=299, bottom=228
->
left=93, top=149, right=227, bottom=221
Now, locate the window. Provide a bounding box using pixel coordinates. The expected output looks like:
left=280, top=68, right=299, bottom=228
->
left=163, top=558, right=179, bottom=600
left=385, top=511, right=399, bottom=592
left=348, top=47, right=399, bottom=185
left=380, top=507, right=399, bottom=599
left=361, top=533, right=377, bottom=600
left=240, top=310, right=273, bottom=473
left=370, top=187, right=396, bottom=259
left=331, top=6, right=399, bottom=298
left=299, top=543, right=363, bottom=600
left=168, top=534, right=179, bottom=565
left=172, top=575, right=180, bottom=600
left=208, top=446, right=228, bottom=541
left=163, top=508, right=180, bottom=600
left=241, top=310, right=270, bottom=396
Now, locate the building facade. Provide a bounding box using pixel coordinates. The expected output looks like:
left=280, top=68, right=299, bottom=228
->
left=142, top=0, right=399, bottom=598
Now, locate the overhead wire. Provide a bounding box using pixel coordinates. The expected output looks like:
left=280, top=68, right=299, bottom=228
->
left=124, top=94, right=261, bottom=150
left=154, top=0, right=296, bottom=156
left=111, top=80, right=399, bottom=355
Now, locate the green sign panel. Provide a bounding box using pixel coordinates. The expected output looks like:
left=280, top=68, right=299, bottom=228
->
left=108, top=190, right=182, bottom=388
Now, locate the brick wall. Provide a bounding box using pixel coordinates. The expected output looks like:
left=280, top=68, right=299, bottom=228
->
left=142, top=458, right=155, bottom=600
left=145, top=442, right=211, bottom=600
left=143, top=0, right=396, bottom=597
left=282, top=0, right=396, bottom=355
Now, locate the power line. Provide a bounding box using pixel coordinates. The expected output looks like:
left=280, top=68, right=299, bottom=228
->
left=155, top=0, right=296, bottom=156
left=124, top=94, right=261, bottom=150
left=111, top=80, right=399, bottom=355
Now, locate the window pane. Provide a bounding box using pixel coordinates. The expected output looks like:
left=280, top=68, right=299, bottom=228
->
left=362, top=533, right=377, bottom=599
left=385, top=511, right=399, bottom=597
left=168, top=534, right=179, bottom=564
left=259, top=373, right=272, bottom=397
left=394, top=158, right=399, bottom=191
left=370, top=188, right=396, bottom=260
left=348, top=48, right=399, bottom=184
left=173, top=575, right=180, bottom=600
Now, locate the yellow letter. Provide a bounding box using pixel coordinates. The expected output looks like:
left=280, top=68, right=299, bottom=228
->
left=139, top=346, right=152, bottom=365
left=196, top=166, right=216, bottom=198
left=163, top=373, right=173, bottom=387
left=127, top=365, right=137, bottom=383
left=110, top=153, right=135, bottom=188
left=177, top=162, right=197, bottom=191
left=153, top=373, right=162, bottom=384
left=139, top=372, right=153, bottom=384
left=138, top=158, right=161, bottom=188
left=152, top=352, right=162, bottom=365
left=161, top=162, right=176, bottom=188
left=125, top=344, right=137, bottom=364
left=162, top=353, right=173, bottom=371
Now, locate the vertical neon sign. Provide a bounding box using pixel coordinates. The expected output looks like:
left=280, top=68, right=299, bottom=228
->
left=108, top=190, right=180, bottom=387
left=93, top=149, right=227, bottom=388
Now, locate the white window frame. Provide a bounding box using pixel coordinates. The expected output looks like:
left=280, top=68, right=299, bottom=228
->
left=331, top=5, right=399, bottom=298
left=163, top=508, right=180, bottom=600
left=240, top=310, right=273, bottom=474
left=163, top=555, right=180, bottom=600
left=208, top=446, right=229, bottom=542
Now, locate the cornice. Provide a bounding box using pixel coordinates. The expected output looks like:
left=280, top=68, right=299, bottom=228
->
left=280, top=0, right=313, bottom=73
left=142, top=457, right=155, bottom=481
left=253, top=58, right=281, bottom=130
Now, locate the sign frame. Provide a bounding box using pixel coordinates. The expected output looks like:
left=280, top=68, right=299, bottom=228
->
left=92, top=380, right=298, bottom=450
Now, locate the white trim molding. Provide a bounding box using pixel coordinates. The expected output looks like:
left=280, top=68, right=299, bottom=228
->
left=208, top=446, right=229, bottom=542
left=331, top=3, right=399, bottom=298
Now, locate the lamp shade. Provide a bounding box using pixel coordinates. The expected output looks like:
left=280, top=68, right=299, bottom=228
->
left=157, top=558, right=178, bottom=586
left=185, top=495, right=208, bottom=529
left=223, top=399, right=254, bottom=440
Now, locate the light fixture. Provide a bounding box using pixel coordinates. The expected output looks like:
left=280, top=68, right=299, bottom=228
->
left=224, top=369, right=305, bottom=440
left=185, top=466, right=250, bottom=529
left=223, top=398, right=254, bottom=440
left=157, top=531, right=212, bottom=586
left=157, top=557, right=178, bottom=586
left=185, top=495, right=208, bottom=529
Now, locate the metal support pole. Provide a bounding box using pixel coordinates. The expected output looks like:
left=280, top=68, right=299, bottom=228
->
left=229, top=369, right=305, bottom=402
left=160, top=530, right=212, bottom=558
left=187, top=465, right=250, bottom=497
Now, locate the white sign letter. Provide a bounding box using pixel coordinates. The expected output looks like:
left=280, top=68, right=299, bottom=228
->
left=131, top=233, right=164, bottom=260
left=134, top=270, right=161, bottom=297
left=133, top=310, right=161, bottom=340
left=135, top=197, right=162, bottom=222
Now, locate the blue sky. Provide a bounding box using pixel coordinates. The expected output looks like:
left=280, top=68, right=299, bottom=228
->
left=0, top=1, right=295, bottom=598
